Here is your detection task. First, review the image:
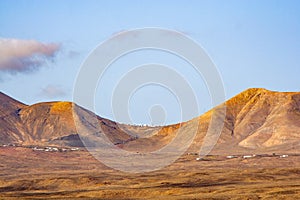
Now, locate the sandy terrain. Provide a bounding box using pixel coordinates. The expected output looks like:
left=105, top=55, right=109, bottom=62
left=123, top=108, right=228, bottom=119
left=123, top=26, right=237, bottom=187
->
left=0, top=146, right=299, bottom=200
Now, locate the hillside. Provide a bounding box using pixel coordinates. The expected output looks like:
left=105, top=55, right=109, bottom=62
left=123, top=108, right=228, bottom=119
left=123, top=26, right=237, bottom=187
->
left=0, top=92, right=27, bottom=144
left=0, top=93, right=135, bottom=147
left=0, top=88, right=299, bottom=154
left=190, top=88, right=300, bottom=154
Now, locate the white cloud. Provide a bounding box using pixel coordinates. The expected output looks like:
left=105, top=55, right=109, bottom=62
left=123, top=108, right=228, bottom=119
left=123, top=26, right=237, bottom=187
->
left=0, top=38, right=61, bottom=73
left=40, top=85, right=67, bottom=98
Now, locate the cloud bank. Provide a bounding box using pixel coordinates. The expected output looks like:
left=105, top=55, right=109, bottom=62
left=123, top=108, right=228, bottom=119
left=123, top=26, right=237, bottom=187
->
left=0, top=38, right=61, bottom=73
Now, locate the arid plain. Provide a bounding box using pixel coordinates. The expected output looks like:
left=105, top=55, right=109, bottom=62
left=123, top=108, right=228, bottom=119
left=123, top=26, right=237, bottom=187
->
left=0, top=146, right=300, bottom=199
left=1, top=88, right=300, bottom=199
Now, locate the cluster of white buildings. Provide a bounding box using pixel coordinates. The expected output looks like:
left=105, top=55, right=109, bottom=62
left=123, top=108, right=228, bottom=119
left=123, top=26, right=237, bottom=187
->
left=0, top=143, right=81, bottom=152
left=32, top=146, right=80, bottom=152
left=225, top=154, right=289, bottom=159
left=1, top=143, right=17, bottom=147
left=194, top=153, right=290, bottom=161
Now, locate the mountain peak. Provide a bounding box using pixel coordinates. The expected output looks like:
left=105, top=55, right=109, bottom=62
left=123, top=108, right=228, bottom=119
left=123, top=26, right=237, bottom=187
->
left=226, top=88, right=268, bottom=107
left=50, top=101, right=73, bottom=114
left=243, top=87, right=269, bottom=93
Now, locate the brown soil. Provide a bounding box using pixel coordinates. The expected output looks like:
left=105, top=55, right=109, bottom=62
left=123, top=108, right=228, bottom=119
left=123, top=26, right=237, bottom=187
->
left=0, top=147, right=299, bottom=199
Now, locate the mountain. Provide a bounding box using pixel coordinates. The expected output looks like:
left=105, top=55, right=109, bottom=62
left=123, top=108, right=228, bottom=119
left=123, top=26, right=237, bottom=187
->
left=226, top=88, right=300, bottom=149
left=0, top=88, right=299, bottom=154
left=190, top=88, right=300, bottom=154
left=0, top=92, right=26, bottom=144
left=0, top=93, right=135, bottom=146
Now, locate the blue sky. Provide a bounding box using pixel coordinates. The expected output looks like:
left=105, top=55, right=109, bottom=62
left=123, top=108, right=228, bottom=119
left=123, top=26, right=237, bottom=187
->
left=1, top=0, right=300, bottom=125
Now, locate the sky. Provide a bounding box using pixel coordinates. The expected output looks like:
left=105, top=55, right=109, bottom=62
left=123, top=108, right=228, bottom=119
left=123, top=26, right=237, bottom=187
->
left=1, top=0, right=300, bottom=125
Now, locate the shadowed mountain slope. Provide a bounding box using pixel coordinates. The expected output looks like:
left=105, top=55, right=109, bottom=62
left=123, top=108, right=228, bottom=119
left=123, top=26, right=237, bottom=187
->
left=0, top=92, right=27, bottom=144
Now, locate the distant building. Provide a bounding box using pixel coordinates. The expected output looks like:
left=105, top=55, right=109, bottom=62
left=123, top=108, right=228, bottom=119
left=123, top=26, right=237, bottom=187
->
left=280, top=155, right=288, bottom=158
left=226, top=155, right=238, bottom=159
left=243, top=155, right=253, bottom=159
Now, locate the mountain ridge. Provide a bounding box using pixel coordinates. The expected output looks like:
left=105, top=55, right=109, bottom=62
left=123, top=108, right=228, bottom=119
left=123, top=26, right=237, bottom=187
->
left=1, top=88, right=299, bottom=154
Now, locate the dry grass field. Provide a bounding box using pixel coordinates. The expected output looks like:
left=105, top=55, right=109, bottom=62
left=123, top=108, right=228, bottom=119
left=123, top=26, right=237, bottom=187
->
left=0, top=146, right=299, bottom=199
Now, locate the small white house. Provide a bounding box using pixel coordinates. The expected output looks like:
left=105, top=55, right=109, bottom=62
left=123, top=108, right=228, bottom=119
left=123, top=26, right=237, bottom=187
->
left=280, top=155, right=288, bottom=158
left=33, top=147, right=44, bottom=151
left=52, top=147, right=58, bottom=151
left=226, top=155, right=237, bottom=159
left=243, top=155, right=253, bottom=159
